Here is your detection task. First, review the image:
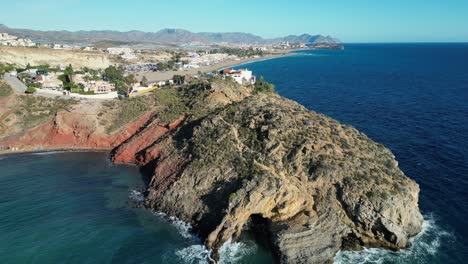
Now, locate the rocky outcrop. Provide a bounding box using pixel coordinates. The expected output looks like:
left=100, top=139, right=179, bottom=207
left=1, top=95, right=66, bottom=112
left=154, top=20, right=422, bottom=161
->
left=0, top=109, right=154, bottom=152
left=112, top=115, right=186, bottom=164
left=133, top=93, right=423, bottom=263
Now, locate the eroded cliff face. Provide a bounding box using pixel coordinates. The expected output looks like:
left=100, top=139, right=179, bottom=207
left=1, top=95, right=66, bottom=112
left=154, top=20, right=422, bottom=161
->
left=0, top=109, right=153, bottom=151
left=122, top=93, right=423, bottom=263
left=0, top=46, right=113, bottom=69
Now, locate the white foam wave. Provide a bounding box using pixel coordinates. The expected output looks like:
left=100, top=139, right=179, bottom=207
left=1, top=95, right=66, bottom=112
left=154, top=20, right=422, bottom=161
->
left=153, top=211, right=257, bottom=263
left=169, top=215, right=195, bottom=239
left=175, top=245, right=212, bottom=264
left=128, top=190, right=144, bottom=203
left=32, top=151, right=67, bottom=155
left=175, top=239, right=257, bottom=264
left=218, top=239, right=257, bottom=264
left=334, top=214, right=453, bottom=264
left=153, top=211, right=196, bottom=240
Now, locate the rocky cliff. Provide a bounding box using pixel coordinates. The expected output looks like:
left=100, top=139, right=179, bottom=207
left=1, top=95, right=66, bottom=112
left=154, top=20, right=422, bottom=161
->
left=110, top=92, right=423, bottom=263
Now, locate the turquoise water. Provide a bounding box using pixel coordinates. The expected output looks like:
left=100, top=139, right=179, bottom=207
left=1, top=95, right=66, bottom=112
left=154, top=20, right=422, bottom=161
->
left=0, top=152, right=274, bottom=263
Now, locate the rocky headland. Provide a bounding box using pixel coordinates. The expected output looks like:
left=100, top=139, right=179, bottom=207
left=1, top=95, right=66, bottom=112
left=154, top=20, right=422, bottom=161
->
left=0, top=78, right=423, bottom=263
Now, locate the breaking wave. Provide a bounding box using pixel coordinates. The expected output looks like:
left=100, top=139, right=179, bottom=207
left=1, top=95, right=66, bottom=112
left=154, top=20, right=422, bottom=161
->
left=175, top=245, right=213, bottom=264
left=175, top=239, right=257, bottom=264
left=153, top=211, right=195, bottom=240
left=334, top=214, right=453, bottom=264
left=218, top=239, right=257, bottom=264
left=128, top=190, right=145, bottom=203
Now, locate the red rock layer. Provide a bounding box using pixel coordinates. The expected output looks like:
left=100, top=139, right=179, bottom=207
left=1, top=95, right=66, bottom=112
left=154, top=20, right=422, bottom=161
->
left=0, top=112, right=153, bottom=152
left=112, top=115, right=186, bottom=164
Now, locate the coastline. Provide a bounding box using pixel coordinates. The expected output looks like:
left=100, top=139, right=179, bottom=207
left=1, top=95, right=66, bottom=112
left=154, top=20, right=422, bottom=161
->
left=138, top=52, right=293, bottom=82
left=0, top=148, right=111, bottom=157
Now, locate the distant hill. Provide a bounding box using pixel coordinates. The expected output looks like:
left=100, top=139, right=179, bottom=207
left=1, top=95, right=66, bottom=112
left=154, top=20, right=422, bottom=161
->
left=0, top=24, right=340, bottom=46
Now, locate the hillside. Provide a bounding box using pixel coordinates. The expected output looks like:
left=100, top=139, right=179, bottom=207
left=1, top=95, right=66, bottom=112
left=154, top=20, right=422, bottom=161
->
left=0, top=46, right=114, bottom=68
left=0, top=24, right=341, bottom=45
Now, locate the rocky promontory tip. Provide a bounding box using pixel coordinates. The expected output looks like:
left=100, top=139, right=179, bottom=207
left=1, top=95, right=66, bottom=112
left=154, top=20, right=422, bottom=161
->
left=112, top=91, right=423, bottom=262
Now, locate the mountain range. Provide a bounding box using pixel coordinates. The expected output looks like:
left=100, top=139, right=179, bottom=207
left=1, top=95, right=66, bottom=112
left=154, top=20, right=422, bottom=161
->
left=0, top=24, right=340, bottom=46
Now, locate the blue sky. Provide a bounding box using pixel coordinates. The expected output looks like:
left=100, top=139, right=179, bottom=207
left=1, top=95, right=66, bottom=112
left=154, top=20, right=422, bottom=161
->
left=2, top=0, right=468, bottom=42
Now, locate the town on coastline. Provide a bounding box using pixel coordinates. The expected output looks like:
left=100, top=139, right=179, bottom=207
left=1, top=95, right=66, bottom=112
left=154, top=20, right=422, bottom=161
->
left=0, top=31, right=341, bottom=100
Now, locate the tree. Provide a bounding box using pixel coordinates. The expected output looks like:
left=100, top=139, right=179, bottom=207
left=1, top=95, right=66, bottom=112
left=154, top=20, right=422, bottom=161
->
left=254, top=76, right=275, bottom=93
left=59, top=64, right=75, bottom=91
left=103, top=65, right=124, bottom=82
left=173, top=75, right=185, bottom=85
left=124, top=74, right=137, bottom=94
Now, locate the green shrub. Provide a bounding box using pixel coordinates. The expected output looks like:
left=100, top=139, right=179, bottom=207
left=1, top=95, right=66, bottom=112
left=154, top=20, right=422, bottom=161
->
left=106, top=97, right=150, bottom=133
left=254, top=76, right=275, bottom=93
left=0, top=82, right=13, bottom=97
left=229, top=192, right=237, bottom=201
left=25, top=87, right=37, bottom=94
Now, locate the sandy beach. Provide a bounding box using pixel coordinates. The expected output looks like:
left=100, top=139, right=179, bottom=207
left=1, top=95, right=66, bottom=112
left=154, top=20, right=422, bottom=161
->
left=136, top=52, right=291, bottom=82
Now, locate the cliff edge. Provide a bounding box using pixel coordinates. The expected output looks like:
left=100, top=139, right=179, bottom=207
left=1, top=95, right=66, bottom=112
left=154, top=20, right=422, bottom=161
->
left=112, top=91, right=423, bottom=263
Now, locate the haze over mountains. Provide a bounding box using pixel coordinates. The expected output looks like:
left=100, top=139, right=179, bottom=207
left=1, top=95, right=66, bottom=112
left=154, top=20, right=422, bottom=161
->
left=0, top=24, right=340, bottom=45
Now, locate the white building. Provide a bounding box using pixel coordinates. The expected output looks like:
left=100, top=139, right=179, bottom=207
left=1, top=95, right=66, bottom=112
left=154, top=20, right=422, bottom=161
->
left=183, top=64, right=200, bottom=69
left=84, top=80, right=115, bottom=94
left=106, top=47, right=137, bottom=60
left=106, top=47, right=134, bottom=55
left=222, top=69, right=256, bottom=85
left=0, top=33, right=35, bottom=47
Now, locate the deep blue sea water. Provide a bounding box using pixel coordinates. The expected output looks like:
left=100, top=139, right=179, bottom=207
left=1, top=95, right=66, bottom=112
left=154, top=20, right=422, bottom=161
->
left=241, top=44, right=468, bottom=263
left=1, top=44, right=467, bottom=263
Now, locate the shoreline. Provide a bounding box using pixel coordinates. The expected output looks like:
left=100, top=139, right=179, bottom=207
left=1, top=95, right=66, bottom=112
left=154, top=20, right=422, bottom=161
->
left=0, top=148, right=110, bottom=157
left=138, top=52, right=293, bottom=82
left=221, top=52, right=295, bottom=70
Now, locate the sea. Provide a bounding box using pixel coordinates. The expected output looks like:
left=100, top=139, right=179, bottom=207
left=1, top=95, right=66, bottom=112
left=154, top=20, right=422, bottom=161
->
left=1, top=44, right=467, bottom=263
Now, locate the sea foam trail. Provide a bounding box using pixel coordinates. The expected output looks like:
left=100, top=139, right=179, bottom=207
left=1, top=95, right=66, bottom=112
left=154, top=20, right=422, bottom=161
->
left=334, top=214, right=453, bottom=264
left=31, top=151, right=68, bottom=155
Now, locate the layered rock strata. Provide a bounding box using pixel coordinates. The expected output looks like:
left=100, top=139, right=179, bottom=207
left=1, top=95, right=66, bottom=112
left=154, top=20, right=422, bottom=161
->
left=113, top=93, right=423, bottom=263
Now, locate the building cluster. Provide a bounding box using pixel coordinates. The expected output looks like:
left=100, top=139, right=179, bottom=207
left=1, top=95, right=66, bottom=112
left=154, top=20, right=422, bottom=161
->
left=13, top=69, right=115, bottom=94
left=221, top=68, right=256, bottom=85
left=125, top=63, right=159, bottom=73
left=180, top=52, right=240, bottom=69
left=0, top=33, right=36, bottom=47
left=34, top=72, right=63, bottom=89
left=73, top=74, right=115, bottom=94
left=275, top=42, right=306, bottom=49
left=106, top=47, right=138, bottom=60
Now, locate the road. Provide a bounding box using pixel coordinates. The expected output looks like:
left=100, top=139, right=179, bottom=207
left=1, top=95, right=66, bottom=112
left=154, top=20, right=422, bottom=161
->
left=3, top=74, right=27, bottom=93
